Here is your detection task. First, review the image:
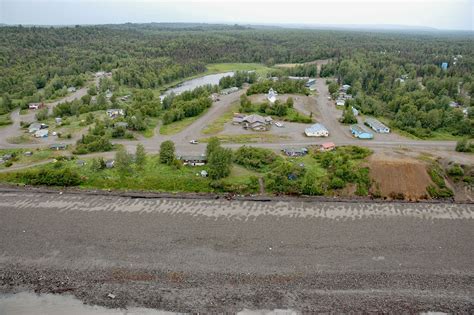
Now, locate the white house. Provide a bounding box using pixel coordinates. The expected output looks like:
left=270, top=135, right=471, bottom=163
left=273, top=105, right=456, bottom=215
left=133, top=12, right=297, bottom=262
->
left=34, top=129, right=49, bottom=138
left=267, top=88, right=277, bottom=104
left=336, top=99, right=345, bottom=106
left=106, top=109, right=124, bottom=118
left=305, top=123, right=329, bottom=137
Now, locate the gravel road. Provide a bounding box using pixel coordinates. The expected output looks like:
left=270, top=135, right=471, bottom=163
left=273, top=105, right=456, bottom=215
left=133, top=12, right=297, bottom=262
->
left=0, top=190, right=473, bottom=312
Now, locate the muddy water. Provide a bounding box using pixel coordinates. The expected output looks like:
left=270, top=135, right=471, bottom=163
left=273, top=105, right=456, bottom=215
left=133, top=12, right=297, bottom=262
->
left=0, top=292, right=298, bottom=315
left=160, top=72, right=234, bottom=100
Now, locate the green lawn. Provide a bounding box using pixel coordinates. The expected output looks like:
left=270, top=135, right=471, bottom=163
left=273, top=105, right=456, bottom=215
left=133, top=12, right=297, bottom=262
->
left=202, top=103, right=239, bottom=135
left=0, top=148, right=60, bottom=170
left=159, top=110, right=209, bottom=135
left=0, top=113, right=12, bottom=127
left=6, top=135, right=39, bottom=145
left=206, top=63, right=272, bottom=76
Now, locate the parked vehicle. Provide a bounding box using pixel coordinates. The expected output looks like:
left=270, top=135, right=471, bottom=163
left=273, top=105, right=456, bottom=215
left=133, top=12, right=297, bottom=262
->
left=274, top=122, right=284, bottom=128
left=189, top=140, right=199, bottom=144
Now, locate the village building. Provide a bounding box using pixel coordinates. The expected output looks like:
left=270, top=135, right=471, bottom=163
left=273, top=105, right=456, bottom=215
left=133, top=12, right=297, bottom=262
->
left=336, top=99, right=345, bottom=106
left=365, top=117, right=390, bottom=133
left=105, top=89, right=113, bottom=99
left=267, top=88, right=277, bottom=104
left=449, top=101, right=460, bottom=108
left=2, top=154, right=12, bottom=161
left=67, top=86, right=76, bottom=93
left=178, top=155, right=207, bottom=166
left=28, top=122, right=42, bottom=134
left=305, top=123, right=329, bottom=137
left=106, top=108, right=125, bottom=119
left=305, top=79, right=316, bottom=87
left=114, top=122, right=129, bottom=129
left=352, top=106, right=359, bottom=116
left=341, top=84, right=351, bottom=92
left=320, top=142, right=336, bottom=151
left=105, top=160, right=115, bottom=168
left=220, top=87, right=239, bottom=95
left=55, top=117, right=63, bottom=125
left=282, top=147, right=308, bottom=157
left=28, top=102, right=44, bottom=110
left=241, top=114, right=273, bottom=131
left=34, top=129, right=49, bottom=138
left=50, top=143, right=67, bottom=150
left=350, top=124, right=374, bottom=139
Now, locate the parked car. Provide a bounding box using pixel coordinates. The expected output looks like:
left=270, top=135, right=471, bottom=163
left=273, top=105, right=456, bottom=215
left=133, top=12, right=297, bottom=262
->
left=274, top=122, right=284, bottom=128
left=189, top=140, right=199, bottom=144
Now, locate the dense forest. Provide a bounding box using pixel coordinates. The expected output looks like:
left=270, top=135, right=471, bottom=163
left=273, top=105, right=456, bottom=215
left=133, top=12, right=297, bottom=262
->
left=0, top=23, right=473, bottom=137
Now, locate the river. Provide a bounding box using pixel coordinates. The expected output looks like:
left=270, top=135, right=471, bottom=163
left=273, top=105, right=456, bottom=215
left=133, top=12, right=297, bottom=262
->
left=160, top=72, right=234, bottom=100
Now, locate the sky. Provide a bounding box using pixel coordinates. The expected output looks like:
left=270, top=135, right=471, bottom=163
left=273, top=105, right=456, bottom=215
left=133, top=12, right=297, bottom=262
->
left=0, top=0, right=473, bottom=31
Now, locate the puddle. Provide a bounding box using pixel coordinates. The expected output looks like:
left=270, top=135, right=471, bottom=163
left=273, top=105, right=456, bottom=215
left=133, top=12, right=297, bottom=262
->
left=0, top=292, right=298, bottom=315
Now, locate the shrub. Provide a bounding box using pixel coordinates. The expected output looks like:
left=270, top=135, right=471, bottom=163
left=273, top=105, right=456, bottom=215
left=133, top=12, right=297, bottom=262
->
left=17, top=167, right=83, bottom=186
left=159, top=140, right=176, bottom=165
left=234, top=146, right=279, bottom=171
left=447, top=164, right=464, bottom=177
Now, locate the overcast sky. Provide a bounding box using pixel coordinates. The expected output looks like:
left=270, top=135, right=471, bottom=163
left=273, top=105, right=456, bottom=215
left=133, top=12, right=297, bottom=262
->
left=1, top=0, right=473, bottom=31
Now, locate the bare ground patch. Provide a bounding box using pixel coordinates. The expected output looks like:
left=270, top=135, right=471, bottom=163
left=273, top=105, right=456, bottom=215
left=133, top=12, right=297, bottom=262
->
left=369, top=154, right=433, bottom=200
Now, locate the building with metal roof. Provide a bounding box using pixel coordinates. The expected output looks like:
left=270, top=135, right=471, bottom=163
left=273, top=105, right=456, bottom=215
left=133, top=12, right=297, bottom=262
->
left=305, top=123, right=329, bottom=137
left=350, top=124, right=373, bottom=139
left=365, top=118, right=390, bottom=133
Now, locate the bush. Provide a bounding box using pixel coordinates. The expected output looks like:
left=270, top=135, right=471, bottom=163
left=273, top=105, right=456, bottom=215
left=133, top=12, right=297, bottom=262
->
left=17, top=167, right=83, bottom=186
left=329, top=177, right=346, bottom=189
left=234, top=146, right=279, bottom=171
left=447, top=164, right=464, bottom=177
left=159, top=140, right=176, bottom=165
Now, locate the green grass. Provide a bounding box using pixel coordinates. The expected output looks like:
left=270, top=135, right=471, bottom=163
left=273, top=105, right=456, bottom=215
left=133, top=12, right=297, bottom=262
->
left=0, top=148, right=59, bottom=170
left=160, top=116, right=200, bottom=135
left=0, top=113, right=12, bottom=127
left=202, top=103, right=239, bottom=135
left=206, top=63, right=272, bottom=76
left=6, top=135, right=38, bottom=145
left=139, top=117, right=159, bottom=138
left=428, top=131, right=465, bottom=141
left=200, top=134, right=290, bottom=143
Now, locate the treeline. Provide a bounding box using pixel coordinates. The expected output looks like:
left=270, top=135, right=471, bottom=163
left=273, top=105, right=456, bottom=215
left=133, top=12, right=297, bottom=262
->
left=161, top=85, right=216, bottom=124
left=3, top=24, right=472, bottom=115
left=324, top=51, right=474, bottom=137
left=219, top=71, right=257, bottom=88
left=247, top=78, right=309, bottom=95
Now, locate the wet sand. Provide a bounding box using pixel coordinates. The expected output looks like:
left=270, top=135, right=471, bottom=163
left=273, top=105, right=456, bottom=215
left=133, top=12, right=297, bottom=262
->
left=0, top=191, right=473, bottom=312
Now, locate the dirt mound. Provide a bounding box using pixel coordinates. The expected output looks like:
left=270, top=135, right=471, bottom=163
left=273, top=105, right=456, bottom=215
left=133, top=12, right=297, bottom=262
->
left=369, top=155, right=433, bottom=200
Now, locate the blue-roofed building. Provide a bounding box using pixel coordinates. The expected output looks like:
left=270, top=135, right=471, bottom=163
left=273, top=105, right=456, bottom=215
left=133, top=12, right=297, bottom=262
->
left=305, top=123, right=329, bottom=137
left=441, top=62, right=448, bottom=70
left=350, top=124, right=373, bottom=139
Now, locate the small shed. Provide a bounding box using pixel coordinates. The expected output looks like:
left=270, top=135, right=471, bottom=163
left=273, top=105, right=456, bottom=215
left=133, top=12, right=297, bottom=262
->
left=282, top=148, right=308, bottom=157
left=179, top=155, right=207, bottom=166
left=200, top=170, right=208, bottom=177
left=336, top=99, right=345, bottom=106
left=320, top=142, right=336, bottom=151
left=105, top=160, right=115, bottom=168
left=50, top=143, right=67, bottom=150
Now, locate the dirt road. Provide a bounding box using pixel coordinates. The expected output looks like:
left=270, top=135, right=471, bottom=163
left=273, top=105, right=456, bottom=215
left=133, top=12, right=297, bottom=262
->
left=0, top=190, right=473, bottom=312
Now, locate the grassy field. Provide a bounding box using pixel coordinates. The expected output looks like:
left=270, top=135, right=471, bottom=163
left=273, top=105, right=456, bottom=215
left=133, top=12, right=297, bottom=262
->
left=0, top=113, right=12, bottom=127
left=202, top=103, right=239, bottom=135
left=206, top=63, right=272, bottom=76
left=200, top=134, right=290, bottom=143
left=159, top=115, right=201, bottom=136
left=0, top=148, right=60, bottom=170
left=6, top=135, right=39, bottom=145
